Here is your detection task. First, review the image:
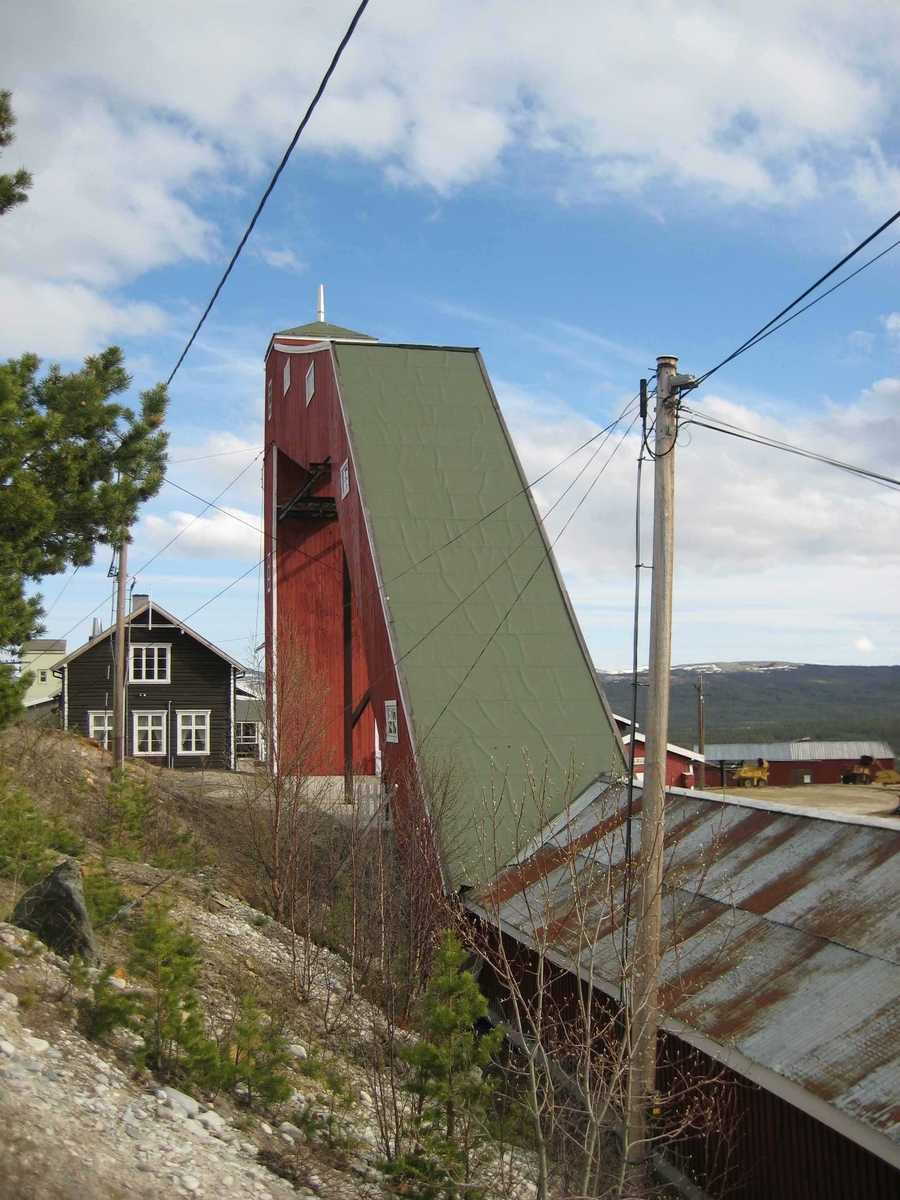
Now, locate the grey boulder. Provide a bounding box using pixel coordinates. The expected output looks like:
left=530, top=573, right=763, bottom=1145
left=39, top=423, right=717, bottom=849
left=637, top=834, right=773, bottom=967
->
left=12, top=859, right=101, bottom=966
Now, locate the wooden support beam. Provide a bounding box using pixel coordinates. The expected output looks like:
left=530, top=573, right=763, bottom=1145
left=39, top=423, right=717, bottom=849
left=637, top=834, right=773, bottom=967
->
left=343, top=552, right=353, bottom=803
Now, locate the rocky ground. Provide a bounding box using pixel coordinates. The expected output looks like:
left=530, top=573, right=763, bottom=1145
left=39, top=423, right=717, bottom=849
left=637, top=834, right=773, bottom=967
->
left=0, top=876, right=397, bottom=1200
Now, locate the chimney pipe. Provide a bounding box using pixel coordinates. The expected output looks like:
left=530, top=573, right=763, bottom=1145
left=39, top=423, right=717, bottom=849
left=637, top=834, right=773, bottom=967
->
left=130, top=593, right=149, bottom=613
left=90, top=617, right=103, bottom=641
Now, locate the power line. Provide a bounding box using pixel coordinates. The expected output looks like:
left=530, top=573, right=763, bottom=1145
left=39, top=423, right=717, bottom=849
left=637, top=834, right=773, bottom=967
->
left=372, top=397, right=639, bottom=597
left=166, top=0, right=372, bottom=386
left=135, top=450, right=264, bottom=574
left=419, top=414, right=640, bottom=744
left=42, top=565, right=81, bottom=620
left=681, top=408, right=900, bottom=491
left=168, top=446, right=263, bottom=465
left=698, top=206, right=900, bottom=386
left=184, top=559, right=264, bottom=622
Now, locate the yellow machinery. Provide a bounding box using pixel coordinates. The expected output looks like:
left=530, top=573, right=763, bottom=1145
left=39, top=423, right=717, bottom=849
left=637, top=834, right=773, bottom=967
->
left=842, top=756, right=900, bottom=786
left=733, top=759, right=769, bottom=788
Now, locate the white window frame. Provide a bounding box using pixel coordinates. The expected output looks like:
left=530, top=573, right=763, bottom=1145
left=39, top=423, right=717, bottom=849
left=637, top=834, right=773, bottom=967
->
left=340, top=458, right=350, bottom=500
left=129, top=644, right=170, bottom=684
left=133, top=711, right=166, bottom=757
left=267, top=377, right=273, bottom=420
left=88, top=710, right=113, bottom=750
left=39, top=669, right=48, bottom=683
left=385, top=700, right=399, bottom=744
left=305, top=361, right=315, bottom=406
left=177, top=710, right=210, bottom=756
left=265, top=553, right=272, bottom=594
left=283, top=358, right=291, bottom=395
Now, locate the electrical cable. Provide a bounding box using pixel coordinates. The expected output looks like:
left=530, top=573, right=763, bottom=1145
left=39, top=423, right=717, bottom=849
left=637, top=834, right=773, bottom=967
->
left=681, top=408, right=900, bottom=491
left=704, top=234, right=900, bottom=371
left=371, top=398, right=639, bottom=596
left=419, top=414, right=640, bottom=746
left=184, top=558, right=264, bottom=622
left=166, top=0, right=371, bottom=386
left=42, top=565, right=81, bottom=620
left=135, top=449, right=264, bottom=575
left=697, top=205, right=900, bottom=386
left=168, top=446, right=263, bottom=465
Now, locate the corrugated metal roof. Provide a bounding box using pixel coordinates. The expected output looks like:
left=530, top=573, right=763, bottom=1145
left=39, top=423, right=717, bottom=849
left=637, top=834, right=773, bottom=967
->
left=471, top=789, right=900, bottom=1148
left=704, top=741, right=895, bottom=762
left=332, top=343, right=625, bottom=884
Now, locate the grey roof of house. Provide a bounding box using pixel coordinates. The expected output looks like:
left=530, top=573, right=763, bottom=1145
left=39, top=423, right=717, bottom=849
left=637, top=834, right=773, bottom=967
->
left=470, top=787, right=900, bottom=1156
left=22, top=639, right=67, bottom=653
left=705, top=741, right=895, bottom=761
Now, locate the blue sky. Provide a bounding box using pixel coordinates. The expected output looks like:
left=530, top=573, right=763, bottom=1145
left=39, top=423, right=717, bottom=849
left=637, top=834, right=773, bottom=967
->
left=3, top=0, right=899, bottom=669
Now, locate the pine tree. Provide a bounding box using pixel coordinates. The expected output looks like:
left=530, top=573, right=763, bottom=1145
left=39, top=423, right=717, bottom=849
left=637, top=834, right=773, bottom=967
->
left=394, top=931, right=503, bottom=1198
left=0, top=93, right=169, bottom=725
left=0, top=90, right=32, bottom=215
left=128, top=901, right=218, bottom=1086
left=222, top=991, right=292, bottom=1110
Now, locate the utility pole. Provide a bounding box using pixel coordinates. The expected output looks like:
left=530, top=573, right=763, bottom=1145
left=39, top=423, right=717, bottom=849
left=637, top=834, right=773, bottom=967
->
left=112, top=534, right=129, bottom=771
left=696, top=675, right=706, bottom=789
left=625, top=355, right=695, bottom=1185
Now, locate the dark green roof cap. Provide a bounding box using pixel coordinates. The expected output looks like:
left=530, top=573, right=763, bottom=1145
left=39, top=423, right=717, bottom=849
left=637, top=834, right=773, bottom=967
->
left=275, top=320, right=376, bottom=341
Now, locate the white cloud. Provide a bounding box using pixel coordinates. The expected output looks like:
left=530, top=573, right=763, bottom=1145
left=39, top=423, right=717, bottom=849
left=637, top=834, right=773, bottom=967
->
left=854, top=635, right=876, bottom=651
left=847, top=329, right=876, bottom=352
left=0, top=276, right=166, bottom=359
left=883, top=313, right=900, bottom=345
left=497, top=375, right=899, bottom=662
left=257, top=247, right=307, bottom=274
left=4, top=0, right=900, bottom=354
left=137, top=507, right=261, bottom=561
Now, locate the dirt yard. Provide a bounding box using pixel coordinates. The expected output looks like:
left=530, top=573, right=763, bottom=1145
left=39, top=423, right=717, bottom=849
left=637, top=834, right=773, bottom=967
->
left=710, top=781, right=900, bottom=819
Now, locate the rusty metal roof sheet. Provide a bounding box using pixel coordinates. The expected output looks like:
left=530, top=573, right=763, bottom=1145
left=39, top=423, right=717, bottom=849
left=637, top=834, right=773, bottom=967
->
left=470, top=789, right=900, bottom=1147
left=704, top=741, right=895, bottom=761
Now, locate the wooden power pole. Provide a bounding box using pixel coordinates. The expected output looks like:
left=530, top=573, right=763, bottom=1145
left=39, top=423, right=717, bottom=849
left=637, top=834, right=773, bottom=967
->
left=696, top=675, right=706, bottom=789
left=112, top=535, right=129, bottom=771
left=625, top=354, right=694, bottom=1184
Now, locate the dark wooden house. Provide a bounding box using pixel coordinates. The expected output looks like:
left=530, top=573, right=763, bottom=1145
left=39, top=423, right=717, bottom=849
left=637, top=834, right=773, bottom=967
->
left=56, top=595, right=245, bottom=770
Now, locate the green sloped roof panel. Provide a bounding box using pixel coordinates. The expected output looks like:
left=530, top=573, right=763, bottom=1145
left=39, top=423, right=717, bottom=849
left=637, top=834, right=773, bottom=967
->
left=276, top=320, right=376, bottom=341
left=334, top=343, right=624, bottom=884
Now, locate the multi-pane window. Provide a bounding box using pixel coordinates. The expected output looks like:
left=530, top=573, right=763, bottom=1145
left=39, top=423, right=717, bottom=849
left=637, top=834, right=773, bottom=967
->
left=267, top=377, right=273, bottom=420
left=130, top=644, right=169, bottom=683
left=340, top=458, right=350, bottom=499
left=305, top=361, right=315, bottom=406
left=283, top=359, right=291, bottom=395
left=133, top=712, right=165, bottom=756
left=385, top=700, right=399, bottom=744
left=39, top=669, right=48, bottom=682
left=89, top=711, right=113, bottom=750
left=178, top=711, right=209, bottom=755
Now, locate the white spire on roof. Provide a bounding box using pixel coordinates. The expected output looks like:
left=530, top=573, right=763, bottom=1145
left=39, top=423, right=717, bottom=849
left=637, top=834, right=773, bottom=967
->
left=317, top=284, right=325, bottom=323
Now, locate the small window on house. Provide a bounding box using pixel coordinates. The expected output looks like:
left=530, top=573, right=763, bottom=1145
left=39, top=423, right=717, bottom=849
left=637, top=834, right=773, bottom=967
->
left=385, top=700, right=399, bottom=744
left=305, top=361, right=315, bottom=406
left=267, top=378, right=273, bottom=420
left=39, top=670, right=48, bottom=682
left=133, top=712, right=166, bottom=756
left=89, top=711, right=113, bottom=750
left=130, top=644, right=170, bottom=683
left=340, top=458, right=350, bottom=500
left=283, top=358, right=291, bottom=395
left=265, top=553, right=272, bottom=594
left=177, top=711, right=209, bottom=755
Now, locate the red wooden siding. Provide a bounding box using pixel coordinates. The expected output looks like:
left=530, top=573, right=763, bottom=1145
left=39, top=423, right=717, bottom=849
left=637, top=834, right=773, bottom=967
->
left=264, top=340, right=412, bottom=787
left=472, top=924, right=900, bottom=1200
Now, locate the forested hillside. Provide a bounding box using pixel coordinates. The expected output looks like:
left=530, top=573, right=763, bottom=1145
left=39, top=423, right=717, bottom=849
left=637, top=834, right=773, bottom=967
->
left=598, top=662, right=900, bottom=751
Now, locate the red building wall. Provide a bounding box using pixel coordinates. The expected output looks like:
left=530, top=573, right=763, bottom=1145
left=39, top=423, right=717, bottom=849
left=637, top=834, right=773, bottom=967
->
left=472, top=923, right=900, bottom=1200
